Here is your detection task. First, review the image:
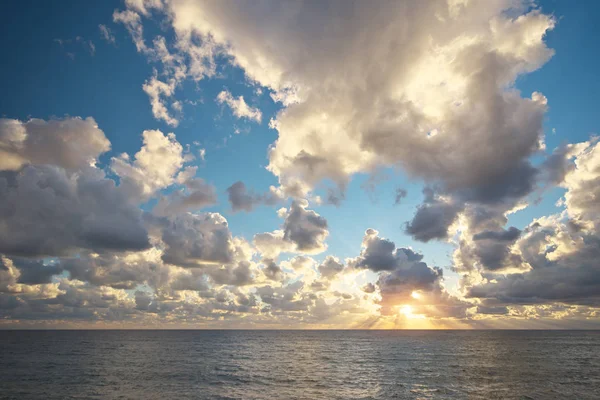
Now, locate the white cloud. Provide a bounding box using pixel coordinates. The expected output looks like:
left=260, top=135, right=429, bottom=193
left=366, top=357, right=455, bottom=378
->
left=111, top=129, right=185, bottom=200
left=216, top=90, right=262, bottom=123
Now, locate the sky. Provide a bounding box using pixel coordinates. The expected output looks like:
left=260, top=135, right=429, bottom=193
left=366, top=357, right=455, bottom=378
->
left=0, top=0, right=599, bottom=329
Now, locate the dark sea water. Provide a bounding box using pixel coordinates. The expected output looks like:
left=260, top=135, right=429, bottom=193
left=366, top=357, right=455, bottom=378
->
left=1, top=330, right=599, bottom=399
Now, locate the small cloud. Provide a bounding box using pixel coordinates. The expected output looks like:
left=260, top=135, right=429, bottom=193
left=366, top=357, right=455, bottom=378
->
left=216, top=90, right=262, bottom=123
left=394, top=188, right=407, bottom=205
left=99, top=24, right=116, bottom=45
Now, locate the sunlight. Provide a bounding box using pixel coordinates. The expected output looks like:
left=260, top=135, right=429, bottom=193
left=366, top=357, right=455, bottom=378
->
left=411, top=291, right=421, bottom=300
left=399, top=304, right=427, bottom=320
left=400, top=305, right=414, bottom=317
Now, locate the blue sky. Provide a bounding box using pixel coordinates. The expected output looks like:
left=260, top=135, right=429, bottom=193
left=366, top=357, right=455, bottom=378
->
left=1, top=0, right=596, bottom=263
left=1, top=0, right=599, bottom=328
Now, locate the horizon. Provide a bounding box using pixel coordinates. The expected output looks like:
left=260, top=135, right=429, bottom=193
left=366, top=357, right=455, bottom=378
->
left=1, top=0, right=600, bottom=330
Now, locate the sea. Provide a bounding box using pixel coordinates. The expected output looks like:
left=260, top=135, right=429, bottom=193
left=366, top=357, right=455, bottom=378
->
left=1, top=330, right=599, bottom=399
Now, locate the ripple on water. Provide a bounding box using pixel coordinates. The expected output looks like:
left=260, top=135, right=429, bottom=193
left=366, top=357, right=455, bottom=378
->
left=0, top=330, right=599, bottom=399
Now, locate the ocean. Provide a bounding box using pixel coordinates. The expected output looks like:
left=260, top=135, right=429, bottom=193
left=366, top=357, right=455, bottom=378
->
left=1, top=330, right=599, bottom=399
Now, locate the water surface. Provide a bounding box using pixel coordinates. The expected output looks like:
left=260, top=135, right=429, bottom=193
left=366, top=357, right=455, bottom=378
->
left=1, top=330, right=599, bottom=399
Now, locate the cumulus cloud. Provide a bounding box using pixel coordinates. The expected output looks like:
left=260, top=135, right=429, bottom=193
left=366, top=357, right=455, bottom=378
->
left=466, top=139, right=600, bottom=307
left=216, top=90, right=262, bottom=123
left=226, top=181, right=283, bottom=212
left=122, top=0, right=552, bottom=198
left=6, top=1, right=600, bottom=328
left=1, top=256, right=63, bottom=285
left=158, top=212, right=236, bottom=268
left=0, top=117, right=110, bottom=171
left=405, top=188, right=462, bottom=242
left=254, top=200, right=329, bottom=258
left=261, top=258, right=284, bottom=282
left=282, top=200, right=329, bottom=253
left=154, top=167, right=217, bottom=216
left=350, top=229, right=469, bottom=318
left=317, top=256, right=344, bottom=280
left=111, top=129, right=185, bottom=200
left=0, top=165, right=150, bottom=257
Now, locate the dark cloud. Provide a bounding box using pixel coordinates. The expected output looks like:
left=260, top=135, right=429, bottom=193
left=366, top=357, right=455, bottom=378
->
left=405, top=188, right=462, bottom=242
left=227, top=181, right=259, bottom=212
left=473, top=227, right=521, bottom=242
left=470, top=227, right=523, bottom=271
left=262, top=259, right=284, bottom=281
left=317, top=256, right=344, bottom=279
left=350, top=229, right=468, bottom=317
left=11, top=258, right=63, bottom=285
left=394, top=188, right=407, bottom=205
left=256, top=281, right=312, bottom=313
left=207, top=261, right=255, bottom=286
left=325, top=187, right=345, bottom=207
left=61, top=252, right=162, bottom=290
left=159, top=213, right=235, bottom=268
left=362, top=282, right=376, bottom=293
left=283, top=200, right=328, bottom=252
left=226, top=181, right=282, bottom=212
left=154, top=178, right=217, bottom=216
left=455, top=162, right=539, bottom=205
left=468, top=222, right=600, bottom=306
left=0, top=165, right=150, bottom=258
left=135, top=291, right=153, bottom=311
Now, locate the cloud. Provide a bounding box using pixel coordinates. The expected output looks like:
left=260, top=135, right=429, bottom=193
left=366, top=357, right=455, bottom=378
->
left=317, top=256, right=344, bottom=279
left=226, top=181, right=283, bottom=212
left=216, top=90, right=262, bottom=123
left=282, top=200, right=329, bottom=253
left=349, top=229, right=469, bottom=318
left=465, top=139, right=600, bottom=306
left=158, top=212, right=236, bottom=268
left=113, top=8, right=147, bottom=52
left=99, top=24, right=116, bottom=44
left=154, top=167, right=217, bottom=216
left=111, top=129, right=185, bottom=200
left=142, top=75, right=180, bottom=126
left=254, top=200, right=329, bottom=257
left=261, top=258, right=284, bottom=282
left=133, top=1, right=552, bottom=198
left=1, top=256, right=63, bottom=285
left=394, top=188, right=407, bottom=205
left=6, top=2, right=600, bottom=328
left=405, top=188, right=462, bottom=242
left=0, top=165, right=150, bottom=258
left=0, top=117, right=110, bottom=171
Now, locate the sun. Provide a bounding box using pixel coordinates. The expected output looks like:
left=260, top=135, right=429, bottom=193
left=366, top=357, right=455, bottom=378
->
left=398, top=304, right=427, bottom=320
left=400, top=305, right=414, bottom=317
left=411, top=291, right=421, bottom=300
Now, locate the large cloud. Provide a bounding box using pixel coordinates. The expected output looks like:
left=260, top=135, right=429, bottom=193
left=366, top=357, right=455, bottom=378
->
left=0, top=165, right=150, bottom=257
left=117, top=0, right=554, bottom=200
left=5, top=1, right=600, bottom=328
left=0, top=117, right=110, bottom=171
left=466, top=139, right=600, bottom=307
